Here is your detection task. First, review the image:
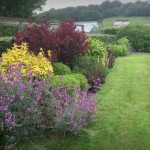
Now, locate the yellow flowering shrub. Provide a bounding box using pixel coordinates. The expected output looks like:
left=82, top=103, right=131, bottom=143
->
left=0, top=42, right=53, bottom=77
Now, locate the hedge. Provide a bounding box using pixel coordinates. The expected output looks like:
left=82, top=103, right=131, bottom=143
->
left=89, top=34, right=116, bottom=45
left=0, top=37, right=13, bottom=56
left=117, top=25, right=150, bottom=52
left=0, top=25, right=18, bottom=37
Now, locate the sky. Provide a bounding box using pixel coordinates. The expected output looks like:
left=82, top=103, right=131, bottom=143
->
left=41, top=0, right=142, bottom=11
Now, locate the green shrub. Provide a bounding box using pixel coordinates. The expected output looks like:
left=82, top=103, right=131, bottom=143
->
left=51, top=74, right=88, bottom=90
left=50, top=75, right=80, bottom=90
left=117, top=25, right=150, bottom=52
left=0, top=38, right=12, bottom=56
left=103, top=28, right=119, bottom=35
left=89, top=34, right=116, bottom=45
left=0, top=25, right=18, bottom=37
left=72, top=74, right=88, bottom=89
left=73, top=55, right=108, bottom=78
left=86, top=37, right=107, bottom=58
left=108, top=37, right=129, bottom=57
left=53, top=62, right=72, bottom=75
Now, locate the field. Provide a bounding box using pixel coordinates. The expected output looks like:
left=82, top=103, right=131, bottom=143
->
left=102, top=16, right=150, bottom=29
left=16, top=54, right=150, bottom=150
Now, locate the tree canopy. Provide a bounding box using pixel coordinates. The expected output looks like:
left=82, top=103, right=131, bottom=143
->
left=0, top=0, right=46, bottom=18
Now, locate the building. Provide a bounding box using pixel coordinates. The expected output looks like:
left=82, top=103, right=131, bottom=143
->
left=75, top=21, right=99, bottom=33
left=113, top=20, right=129, bottom=28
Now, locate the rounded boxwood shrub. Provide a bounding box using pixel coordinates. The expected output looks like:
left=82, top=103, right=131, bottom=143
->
left=53, top=62, right=72, bottom=75
left=51, top=74, right=88, bottom=90
left=50, top=75, right=80, bottom=90
left=72, top=74, right=88, bottom=90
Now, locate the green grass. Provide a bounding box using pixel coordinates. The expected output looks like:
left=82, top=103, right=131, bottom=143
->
left=16, top=54, right=150, bottom=150
left=102, top=16, right=150, bottom=29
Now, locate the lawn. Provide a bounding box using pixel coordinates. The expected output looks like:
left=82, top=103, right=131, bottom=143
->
left=102, top=16, right=150, bottom=29
left=16, top=54, right=150, bottom=150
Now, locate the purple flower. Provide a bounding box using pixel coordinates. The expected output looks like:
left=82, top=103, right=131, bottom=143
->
left=27, top=108, right=31, bottom=112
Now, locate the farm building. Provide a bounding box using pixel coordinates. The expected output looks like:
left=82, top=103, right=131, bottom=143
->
left=113, top=20, right=129, bottom=28
left=75, top=21, right=99, bottom=33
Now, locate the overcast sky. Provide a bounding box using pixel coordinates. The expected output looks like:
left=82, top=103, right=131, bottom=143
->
left=41, top=0, right=143, bottom=11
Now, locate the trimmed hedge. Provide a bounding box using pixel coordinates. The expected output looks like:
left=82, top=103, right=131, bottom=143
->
left=0, top=37, right=13, bottom=56
left=0, top=25, right=18, bottom=37
left=117, top=25, right=150, bottom=52
left=89, top=34, right=116, bottom=45
left=103, top=28, right=119, bottom=35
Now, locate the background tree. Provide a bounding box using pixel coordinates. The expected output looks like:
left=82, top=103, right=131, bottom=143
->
left=0, top=0, right=46, bottom=18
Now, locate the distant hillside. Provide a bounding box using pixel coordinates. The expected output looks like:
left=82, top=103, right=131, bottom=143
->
left=102, top=16, right=150, bottom=29
left=38, top=1, right=150, bottom=22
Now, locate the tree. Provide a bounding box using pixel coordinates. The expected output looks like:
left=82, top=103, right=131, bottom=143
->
left=0, top=0, right=46, bottom=18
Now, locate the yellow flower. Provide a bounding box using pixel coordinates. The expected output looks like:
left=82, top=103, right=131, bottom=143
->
left=0, top=42, right=53, bottom=77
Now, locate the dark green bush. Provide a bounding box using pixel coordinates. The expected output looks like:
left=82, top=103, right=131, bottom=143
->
left=117, top=25, right=150, bottom=52
left=53, top=62, right=72, bottom=75
left=0, top=25, right=18, bottom=37
left=89, top=34, right=116, bottom=45
left=0, top=38, right=12, bottom=56
left=103, top=28, right=119, bottom=35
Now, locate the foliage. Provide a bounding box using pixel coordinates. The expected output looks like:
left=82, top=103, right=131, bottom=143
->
left=50, top=75, right=80, bottom=90
left=86, top=37, right=107, bottom=58
left=0, top=38, right=12, bottom=56
left=117, top=25, right=150, bottom=52
left=0, top=25, right=18, bottom=37
left=0, top=63, right=52, bottom=148
left=14, top=19, right=89, bottom=66
left=53, top=62, right=72, bottom=75
left=51, top=86, right=96, bottom=134
left=103, top=28, right=119, bottom=35
left=0, top=42, right=53, bottom=77
left=73, top=38, right=109, bottom=79
left=108, top=37, right=129, bottom=57
left=72, top=74, right=88, bottom=90
left=73, top=55, right=108, bottom=79
left=0, top=63, right=96, bottom=148
left=89, top=34, right=116, bottom=45
left=13, top=20, right=57, bottom=61
left=54, top=19, right=89, bottom=67
left=0, top=0, right=46, bottom=18
left=88, top=76, right=104, bottom=94
left=50, top=74, right=88, bottom=90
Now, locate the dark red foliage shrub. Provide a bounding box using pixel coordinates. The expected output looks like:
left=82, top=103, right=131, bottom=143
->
left=88, top=76, right=105, bottom=94
left=13, top=19, right=89, bottom=65
left=13, top=20, right=58, bottom=61
left=55, top=19, right=89, bottom=67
